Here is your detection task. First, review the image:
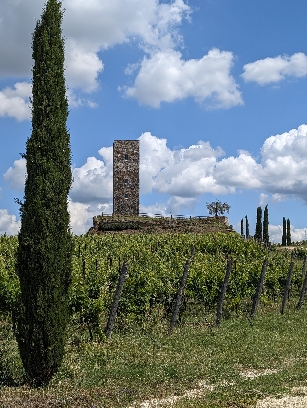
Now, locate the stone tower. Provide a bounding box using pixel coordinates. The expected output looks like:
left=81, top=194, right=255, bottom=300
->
left=113, top=140, right=139, bottom=215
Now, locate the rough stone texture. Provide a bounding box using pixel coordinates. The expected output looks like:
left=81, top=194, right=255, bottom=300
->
left=113, top=140, right=139, bottom=215
left=88, top=215, right=234, bottom=235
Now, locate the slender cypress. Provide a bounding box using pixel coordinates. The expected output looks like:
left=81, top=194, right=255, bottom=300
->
left=263, top=205, right=269, bottom=244
left=13, top=0, right=72, bottom=387
left=245, top=215, right=249, bottom=238
left=282, top=217, right=286, bottom=246
left=287, top=218, right=291, bottom=246
left=240, top=218, right=244, bottom=237
left=255, top=206, right=262, bottom=242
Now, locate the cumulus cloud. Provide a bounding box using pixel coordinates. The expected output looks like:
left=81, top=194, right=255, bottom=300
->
left=0, top=83, right=31, bottom=121
left=6, top=124, right=307, bottom=234
left=0, top=209, right=21, bottom=236
left=268, top=224, right=307, bottom=244
left=70, top=147, right=113, bottom=204
left=65, top=42, right=104, bottom=93
left=0, top=1, right=191, bottom=92
left=123, top=48, right=243, bottom=108
left=68, top=200, right=113, bottom=235
left=0, top=1, right=244, bottom=111
left=242, top=52, right=307, bottom=85
left=3, top=158, right=27, bottom=191
left=8, top=124, right=307, bottom=207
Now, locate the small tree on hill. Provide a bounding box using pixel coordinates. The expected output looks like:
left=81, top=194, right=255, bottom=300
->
left=13, top=0, right=72, bottom=387
left=206, top=200, right=230, bottom=217
left=255, top=206, right=262, bottom=242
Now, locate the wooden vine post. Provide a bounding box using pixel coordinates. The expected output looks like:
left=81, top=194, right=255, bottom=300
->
left=296, top=255, right=307, bottom=310
left=250, top=259, right=268, bottom=318
left=105, top=263, right=129, bottom=338
left=170, top=247, right=194, bottom=332
left=281, top=259, right=295, bottom=314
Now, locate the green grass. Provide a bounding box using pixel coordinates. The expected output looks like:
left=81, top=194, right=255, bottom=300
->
left=1, top=301, right=307, bottom=407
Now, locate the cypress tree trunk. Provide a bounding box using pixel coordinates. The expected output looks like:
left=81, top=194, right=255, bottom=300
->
left=287, top=219, right=291, bottom=246
left=255, top=206, right=262, bottom=242
left=282, top=217, right=286, bottom=246
left=263, top=205, right=269, bottom=244
left=12, top=0, right=72, bottom=387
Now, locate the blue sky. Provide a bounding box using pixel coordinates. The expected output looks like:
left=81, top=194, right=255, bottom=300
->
left=1, top=0, right=307, bottom=242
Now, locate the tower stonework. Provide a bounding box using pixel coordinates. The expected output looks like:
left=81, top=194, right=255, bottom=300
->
left=113, top=140, right=139, bottom=215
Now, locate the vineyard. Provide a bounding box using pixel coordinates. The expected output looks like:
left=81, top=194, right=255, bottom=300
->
left=0, top=232, right=306, bottom=340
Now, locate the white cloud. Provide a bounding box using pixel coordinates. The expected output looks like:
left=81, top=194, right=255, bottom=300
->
left=268, top=224, right=307, bottom=244
left=6, top=124, right=307, bottom=234
left=215, top=152, right=262, bottom=189
left=242, top=52, right=307, bottom=85
left=3, top=158, right=27, bottom=191
left=139, top=132, right=229, bottom=196
left=123, top=48, right=243, bottom=108
left=0, top=83, right=31, bottom=121
left=0, top=0, right=191, bottom=94
left=65, top=42, right=104, bottom=92
left=0, top=1, right=243, bottom=111
left=70, top=153, right=113, bottom=204
left=0, top=209, right=21, bottom=236
left=66, top=89, right=98, bottom=109
left=68, top=200, right=113, bottom=235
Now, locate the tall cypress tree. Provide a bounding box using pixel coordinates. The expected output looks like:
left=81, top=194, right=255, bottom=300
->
left=240, top=218, right=244, bottom=237
left=13, top=0, right=72, bottom=387
left=263, top=204, right=269, bottom=244
left=255, top=206, right=262, bottom=242
left=245, top=215, right=249, bottom=238
left=282, top=217, right=286, bottom=246
left=287, top=218, right=291, bottom=246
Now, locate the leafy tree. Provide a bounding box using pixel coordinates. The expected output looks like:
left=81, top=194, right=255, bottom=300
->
left=206, top=200, right=230, bottom=217
left=245, top=215, right=249, bottom=238
left=255, top=206, right=262, bottom=242
left=282, top=217, right=286, bottom=246
left=287, top=218, right=291, bottom=246
left=263, top=205, right=269, bottom=244
left=240, top=218, right=244, bottom=236
left=13, top=0, right=72, bottom=387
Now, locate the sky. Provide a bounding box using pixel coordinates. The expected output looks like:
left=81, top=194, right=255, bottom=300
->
left=1, top=0, right=307, bottom=243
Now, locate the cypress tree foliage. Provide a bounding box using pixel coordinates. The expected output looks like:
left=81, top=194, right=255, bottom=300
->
left=263, top=204, right=269, bottom=244
left=255, top=206, right=262, bottom=242
left=13, top=0, right=72, bottom=387
left=245, top=215, right=249, bottom=238
left=282, top=217, right=286, bottom=246
left=240, top=218, right=244, bottom=236
left=287, top=218, right=291, bottom=246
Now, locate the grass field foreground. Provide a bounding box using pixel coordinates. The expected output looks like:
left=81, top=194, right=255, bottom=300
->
left=1, top=301, right=307, bottom=407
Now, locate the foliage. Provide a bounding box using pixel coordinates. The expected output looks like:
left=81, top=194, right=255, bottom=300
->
left=287, top=218, right=291, bottom=246
left=263, top=204, right=269, bottom=244
left=206, top=200, right=230, bottom=217
left=245, top=215, right=249, bottom=237
left=12, top=0, right=72, bottom=387
left=255, top=206, right=262, bottom=242
left=2, top=233, right=306, bottom=343
left=282, top=217, right=286, bottom=246
left=240, top=218, right=244, bottom=236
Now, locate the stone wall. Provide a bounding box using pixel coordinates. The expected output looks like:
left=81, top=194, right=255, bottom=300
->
left=113, top=140, right=139, bottom=215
